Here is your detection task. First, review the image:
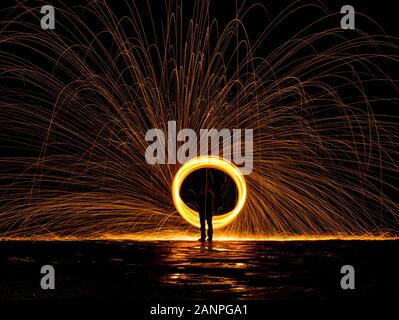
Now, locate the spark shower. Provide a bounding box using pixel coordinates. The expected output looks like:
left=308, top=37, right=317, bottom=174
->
left=0, top=0, right=398, bottom=240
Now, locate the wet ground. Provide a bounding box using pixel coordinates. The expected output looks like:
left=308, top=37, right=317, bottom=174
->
left=0, top=240, right=398, bottom=300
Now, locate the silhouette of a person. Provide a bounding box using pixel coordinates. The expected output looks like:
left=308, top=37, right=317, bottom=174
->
left=198, top=185, right=215, bottom=242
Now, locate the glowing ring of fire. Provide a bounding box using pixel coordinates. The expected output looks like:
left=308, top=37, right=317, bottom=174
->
left=172, top=156, right=247, bottom=229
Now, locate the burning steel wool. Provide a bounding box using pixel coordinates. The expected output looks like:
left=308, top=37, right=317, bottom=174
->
left=0, top=0, right=398, bottom=240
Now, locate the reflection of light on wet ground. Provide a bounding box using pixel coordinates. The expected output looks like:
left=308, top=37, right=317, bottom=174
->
left=1, top=240, right=398, bottom=300
left=162, top=272, right=249, bottom=295
left=151, top=241, right=312, bottom=298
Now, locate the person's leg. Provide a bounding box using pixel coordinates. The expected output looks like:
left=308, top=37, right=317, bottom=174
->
left=199, top=214, right=206, bottom=241
left=206, top=217, right=213, bottom=241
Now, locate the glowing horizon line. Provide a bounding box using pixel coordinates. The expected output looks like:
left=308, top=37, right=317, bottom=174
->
left=1, top=234, right=397, bottom=242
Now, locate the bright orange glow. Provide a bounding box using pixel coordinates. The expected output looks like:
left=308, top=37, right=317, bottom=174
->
left=172, top=156, right=247, bottom=229
left=1, top=233, right=396, bottom=241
